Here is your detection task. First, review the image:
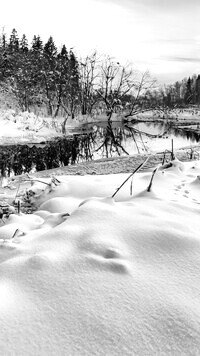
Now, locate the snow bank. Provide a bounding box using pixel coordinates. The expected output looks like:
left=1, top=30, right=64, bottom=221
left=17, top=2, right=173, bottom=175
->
left=0, top=110, right=62, bottom=144
left=0, top=159, right=200, bottom=354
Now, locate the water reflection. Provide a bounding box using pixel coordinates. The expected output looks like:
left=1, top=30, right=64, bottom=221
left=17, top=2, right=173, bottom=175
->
left=0, top=121, right=200, bottom=176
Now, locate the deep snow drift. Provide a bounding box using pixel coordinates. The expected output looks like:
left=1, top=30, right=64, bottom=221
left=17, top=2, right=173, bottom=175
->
left=1, top=158, right=200, bottom=355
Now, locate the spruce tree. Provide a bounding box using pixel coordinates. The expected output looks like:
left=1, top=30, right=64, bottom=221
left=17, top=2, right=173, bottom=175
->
left=54, top=45, right=69, bottom=117
left=196, top=75, right=200, bottom=105
left=68, top=50, right=80, bottom=118
left=42, top=36, right=58, bottom=115
left=184, top=77, right=192, bottom=104
left=9, top=28, right=19, bottom=53
left=20, top=34, right=29, bottom=52
left=0, top=32, right=9, bottom=80
left=31, top=35, right=43, bottom=53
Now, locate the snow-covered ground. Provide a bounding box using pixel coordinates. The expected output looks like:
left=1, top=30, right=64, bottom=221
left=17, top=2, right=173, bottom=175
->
left=0, top=110, right=63, bottom=144
left=1, top=108, right=200, bottom=146
left=0, top=110, right=120, bottom=145
left=135, top=107, right=200, bottom=123
left=0, top=158, right=200, bottom=354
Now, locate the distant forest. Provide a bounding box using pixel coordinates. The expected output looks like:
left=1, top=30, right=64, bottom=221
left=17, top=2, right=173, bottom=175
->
left=0, top=29, right=200, bottom=118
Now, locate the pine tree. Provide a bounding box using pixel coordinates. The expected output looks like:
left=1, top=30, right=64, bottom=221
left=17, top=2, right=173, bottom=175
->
left=20, top=34, right=29, bottom=52
left=68, top=50, right=80, bottom=118
left=184, top=77, right=192, bottom=104
left=0, top=32, right=7, bottom=50
left=31, top=35, right=43, bottom=53
left=0, top=32, right=9, bottom=80
left=43, top=36, right=57, bottom=61
left=42, top=36, right=58, bottom=115
left=54, top=45, right=69, bottom=117
left=9, top=28, right=19, bottom=53
left=196, top=75, right=200, bottom=105
left=59, top=44, right=68, bottom=59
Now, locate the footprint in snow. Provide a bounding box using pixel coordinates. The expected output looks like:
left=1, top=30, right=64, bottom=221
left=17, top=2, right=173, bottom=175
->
left=87, top=246, right=130, bottom=274
left=26, top=254, right=50, bottom=270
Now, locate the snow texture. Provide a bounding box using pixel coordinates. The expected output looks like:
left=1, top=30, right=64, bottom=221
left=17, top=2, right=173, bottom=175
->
left=1, top=158, right=200, bottom=355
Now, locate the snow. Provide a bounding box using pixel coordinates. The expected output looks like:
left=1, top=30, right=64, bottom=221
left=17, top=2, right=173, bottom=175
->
left=1, top=158, right=200, bottom=354
left=0, top=110, right=62, bottom=144
left=0, top=110, right=118, bottom=145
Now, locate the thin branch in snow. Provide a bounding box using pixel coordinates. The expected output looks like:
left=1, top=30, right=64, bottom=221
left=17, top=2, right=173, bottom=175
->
left=162, top=149, right=171, bottom=165
left=15, top=179, right=22, bottom=201
left=23, top=179, right=52, bottom=187
left=17, top=200, right=21, bottom=214
left=112, top=156, right=149, bottom=198
left=130, top=176, right=133, bottom=196
left=171, top=139, right=175, bottom=160
left=147, top=168, right=157, bottom=192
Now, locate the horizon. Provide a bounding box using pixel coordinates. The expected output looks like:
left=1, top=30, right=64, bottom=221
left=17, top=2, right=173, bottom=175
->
left=1, top=0, right=200, bottom=84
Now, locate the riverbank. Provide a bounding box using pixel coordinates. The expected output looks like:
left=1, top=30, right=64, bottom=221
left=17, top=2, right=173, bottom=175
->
left=31, top=145, right=199, bottom=177
left=0, top=144, right=198, bottom=215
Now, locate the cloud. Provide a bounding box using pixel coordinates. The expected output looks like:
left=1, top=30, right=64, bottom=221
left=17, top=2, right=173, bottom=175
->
left=161, top=56, right=200, bottom=63
left=134, top=0, right=199, bottom=9
left=94, top=0, right=200, bottom=11
left=142, top=38, right=198, bottom=45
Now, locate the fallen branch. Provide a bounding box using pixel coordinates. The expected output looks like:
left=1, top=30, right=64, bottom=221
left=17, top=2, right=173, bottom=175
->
left=22, top=179, right=52, bottom=187
left=112, top=156, right=150, bottom=198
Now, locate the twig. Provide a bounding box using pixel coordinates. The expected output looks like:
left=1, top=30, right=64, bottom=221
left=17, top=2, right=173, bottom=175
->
left=147, top=168, right=157, bottom=192
left=22, top=179, right=52, bottom=186
left=162, top=150, right=166, bottom=165
left=171, top=139, right=175, bottom=160
left=15, top=179, right=21, bottom=201
left=162, top=149, right=171, bottom=165
left=12, top=229, right=20, bottom=239
left=17, top=200, right=21, bottom=214
left=130, top=176, right=133, bottom=196
left=112, top=156, right=149, bottom=198
left=52, top=176, right=61, bottom=184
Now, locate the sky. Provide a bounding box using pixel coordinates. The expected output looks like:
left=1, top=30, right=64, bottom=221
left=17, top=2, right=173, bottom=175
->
left=0, top=0, right=200, bottom=83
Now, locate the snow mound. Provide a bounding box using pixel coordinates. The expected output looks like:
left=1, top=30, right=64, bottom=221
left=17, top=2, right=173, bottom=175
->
left=1, top=158, right=200, bottom=354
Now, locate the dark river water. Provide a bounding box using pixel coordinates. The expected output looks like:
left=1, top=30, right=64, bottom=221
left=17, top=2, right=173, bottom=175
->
left=71, top=121, right=200, bottom=158
left=0, top=121, right=199, bottom=176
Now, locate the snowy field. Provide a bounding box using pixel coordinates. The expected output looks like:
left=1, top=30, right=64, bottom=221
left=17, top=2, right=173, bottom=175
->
left=0, top=158, right=200, bottom=354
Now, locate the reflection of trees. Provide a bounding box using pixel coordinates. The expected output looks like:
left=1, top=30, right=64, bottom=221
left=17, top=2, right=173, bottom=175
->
left=76, top=121, right=200, bottom=159
left=0, top=122, right=150, bottom=176
left=77, top=121, right=159, bottom=159
left=94, top=122, right=129, bottom=157
left=167, top=126, right=200, bottom=142
left=1, top=121, right=200, bottom=176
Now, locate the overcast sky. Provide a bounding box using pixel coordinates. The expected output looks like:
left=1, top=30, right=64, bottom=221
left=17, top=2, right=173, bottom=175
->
left=1, top=0, right=200, bottom=83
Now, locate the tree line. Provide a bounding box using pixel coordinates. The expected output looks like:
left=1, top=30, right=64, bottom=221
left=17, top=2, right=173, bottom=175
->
left=146, top=75, right=200, bottom=109
left=0, top=29, right=81, bottom=117
left=0, top=29, right=199, bottom=120
left=0, top=29, right=157, bottom=120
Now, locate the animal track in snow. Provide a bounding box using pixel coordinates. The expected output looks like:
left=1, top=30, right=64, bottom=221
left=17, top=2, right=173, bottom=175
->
left=103, top=247, right=121, bottom=259
left=88, top=253, right=130, bottom=274
left=26, top=254, right=51, bottom=270
left=82, top=238, right=130, bottom=274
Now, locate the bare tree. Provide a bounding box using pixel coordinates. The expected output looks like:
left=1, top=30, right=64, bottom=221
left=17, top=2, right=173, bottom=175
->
left=124, top=71, right=156, bottom=118
left=80, top=51, right=100, bottom=116
left=95, top=57, right=153, bottom=122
